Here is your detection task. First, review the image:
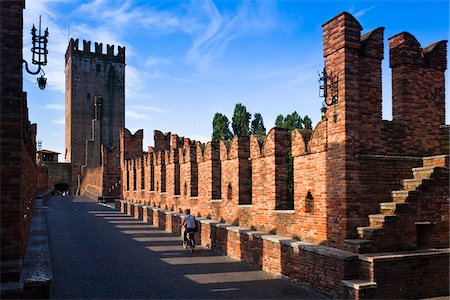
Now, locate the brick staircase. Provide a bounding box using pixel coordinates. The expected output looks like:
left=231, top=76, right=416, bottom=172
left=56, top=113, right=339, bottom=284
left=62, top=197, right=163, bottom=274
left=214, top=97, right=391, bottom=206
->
left=342, top=155, right=449, bottom=299
left=345, top=155, right=449, bottom=254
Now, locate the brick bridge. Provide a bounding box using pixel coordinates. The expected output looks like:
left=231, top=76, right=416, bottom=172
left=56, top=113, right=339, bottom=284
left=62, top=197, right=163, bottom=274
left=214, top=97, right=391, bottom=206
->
left=1, top=2, right=449, bottom=299
left=109, top=12, right=449, bottom=299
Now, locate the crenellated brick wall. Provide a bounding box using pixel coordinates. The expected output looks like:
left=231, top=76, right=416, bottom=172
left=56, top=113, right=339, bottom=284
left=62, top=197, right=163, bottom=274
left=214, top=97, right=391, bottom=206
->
left=117, top=11, right=448, bottom=299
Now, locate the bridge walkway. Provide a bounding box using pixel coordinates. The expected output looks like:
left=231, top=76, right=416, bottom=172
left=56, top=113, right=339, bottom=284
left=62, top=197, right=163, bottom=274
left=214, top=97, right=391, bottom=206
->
left=46, top=195, right=327, bottom=299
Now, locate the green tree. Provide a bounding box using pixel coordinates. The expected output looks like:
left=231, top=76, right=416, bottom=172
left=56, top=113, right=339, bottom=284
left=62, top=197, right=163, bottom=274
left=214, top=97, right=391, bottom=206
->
left=275, top=111, right=304, bottom=130
left=231, top=103, right=251, bottom=136
left=303, top=115, right=312, bottom=129
left=250, top=113, right=266, bottom=136
left=273, top=111, right=311, bottom=210
left=212, top=113, right=232, bottom=141
left=275, top=114, right=284, bottom=128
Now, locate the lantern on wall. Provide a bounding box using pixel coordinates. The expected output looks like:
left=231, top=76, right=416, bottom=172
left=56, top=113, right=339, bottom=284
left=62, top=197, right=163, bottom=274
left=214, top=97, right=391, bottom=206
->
left=22, top=15, right=49, bottom=90
left=318, top=67, right=338, bottom=106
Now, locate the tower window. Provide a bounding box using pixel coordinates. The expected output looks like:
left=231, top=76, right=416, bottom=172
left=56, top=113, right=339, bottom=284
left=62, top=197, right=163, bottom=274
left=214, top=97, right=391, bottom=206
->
left=87, top=93, right=91, bottom=101
left=96, top=64, right=101, bottom=73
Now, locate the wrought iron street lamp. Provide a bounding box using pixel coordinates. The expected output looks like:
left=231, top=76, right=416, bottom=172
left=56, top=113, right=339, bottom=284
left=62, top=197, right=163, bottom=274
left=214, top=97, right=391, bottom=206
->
left=22, top=16, right=49, bottom=90
left=318, top=67, right=338, bottom=105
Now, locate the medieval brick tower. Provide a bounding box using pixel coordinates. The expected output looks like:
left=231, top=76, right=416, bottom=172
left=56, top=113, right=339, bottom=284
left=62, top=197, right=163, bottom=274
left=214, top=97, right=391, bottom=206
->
left=64, top=39, right=125, bottom=182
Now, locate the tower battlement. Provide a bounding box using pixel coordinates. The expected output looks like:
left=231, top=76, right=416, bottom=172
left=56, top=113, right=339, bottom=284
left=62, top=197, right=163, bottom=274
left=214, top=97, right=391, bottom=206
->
left=65, top=38, right=125, bottom=64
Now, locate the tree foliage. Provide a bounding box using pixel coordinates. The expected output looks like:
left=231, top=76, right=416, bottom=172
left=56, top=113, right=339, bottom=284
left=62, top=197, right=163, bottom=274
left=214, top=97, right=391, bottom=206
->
left=274, top=111, right=314, bottom=210
left=212, top=113, right=232, bottom=141
left=250, top=113, right=266, bottom=136
left=231, top=103, right=251, bottom=136
left=303, top=115, right=313, bottom=129
left=275, top=111, right=313, bottom=130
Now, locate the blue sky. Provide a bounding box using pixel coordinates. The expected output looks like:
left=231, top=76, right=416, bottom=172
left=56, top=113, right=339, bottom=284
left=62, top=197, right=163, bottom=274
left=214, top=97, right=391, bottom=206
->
left=23, top=0, right=449, bottom=160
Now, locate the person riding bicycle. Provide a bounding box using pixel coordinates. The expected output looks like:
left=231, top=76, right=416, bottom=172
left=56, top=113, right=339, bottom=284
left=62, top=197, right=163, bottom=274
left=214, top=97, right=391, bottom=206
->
left=180, top=209, right=197, bottom=249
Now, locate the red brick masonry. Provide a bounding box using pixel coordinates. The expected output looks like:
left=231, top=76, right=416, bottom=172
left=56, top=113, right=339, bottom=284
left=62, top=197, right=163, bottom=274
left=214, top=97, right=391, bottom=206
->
left=116, top=11, right=449, bottom=299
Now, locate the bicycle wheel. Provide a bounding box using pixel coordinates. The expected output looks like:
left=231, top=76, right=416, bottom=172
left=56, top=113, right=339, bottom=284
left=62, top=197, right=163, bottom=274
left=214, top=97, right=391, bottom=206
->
left=189, top=234, right=195, bottom=252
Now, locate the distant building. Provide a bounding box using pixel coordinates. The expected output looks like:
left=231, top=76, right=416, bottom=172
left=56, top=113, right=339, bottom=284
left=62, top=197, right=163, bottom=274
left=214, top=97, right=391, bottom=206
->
left=36, top=149, right=60, bottom=165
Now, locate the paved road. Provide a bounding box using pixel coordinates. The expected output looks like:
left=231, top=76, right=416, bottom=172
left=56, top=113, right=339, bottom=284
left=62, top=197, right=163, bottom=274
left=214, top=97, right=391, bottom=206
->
left=46, top=195, right=327, bottom=299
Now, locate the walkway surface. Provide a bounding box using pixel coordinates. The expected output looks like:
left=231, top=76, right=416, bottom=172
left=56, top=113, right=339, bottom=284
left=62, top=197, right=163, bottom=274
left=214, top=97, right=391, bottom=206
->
left=46, top=195, right=328, bottom=299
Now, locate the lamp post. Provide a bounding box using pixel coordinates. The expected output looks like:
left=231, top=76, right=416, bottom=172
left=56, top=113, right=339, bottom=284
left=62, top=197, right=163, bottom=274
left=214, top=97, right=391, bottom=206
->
left=318, top=67, right=338, bottom=119
left=22, top=15, right=49, bottom=90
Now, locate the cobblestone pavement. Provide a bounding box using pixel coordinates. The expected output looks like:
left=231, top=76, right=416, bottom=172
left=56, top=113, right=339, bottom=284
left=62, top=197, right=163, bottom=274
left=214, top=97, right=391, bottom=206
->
left=47, top=195, right=328, bottom=299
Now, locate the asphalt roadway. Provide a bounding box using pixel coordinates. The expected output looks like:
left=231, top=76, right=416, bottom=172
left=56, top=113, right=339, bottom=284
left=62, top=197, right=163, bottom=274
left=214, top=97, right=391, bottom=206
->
left=46, top=195, right=328, bottom=299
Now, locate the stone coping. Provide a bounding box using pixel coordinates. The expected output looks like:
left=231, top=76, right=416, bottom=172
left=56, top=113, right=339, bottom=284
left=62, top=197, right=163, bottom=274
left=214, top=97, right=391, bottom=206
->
left=261, top=235, right=293, bottom=243
left=342, top=280, right=377, bottom=290
left=199, top=219, right=221, bottom=225
left=211, top=223, right=232, bottom=229
left=122, top=203, right=359, bottom=261
left=359, top=248, right=450, bottom=262
left=355, top=154, right=423, bottom=161
left=297, top=244, right=358, bottom=260
left=226, top=226, right=252, bottom=233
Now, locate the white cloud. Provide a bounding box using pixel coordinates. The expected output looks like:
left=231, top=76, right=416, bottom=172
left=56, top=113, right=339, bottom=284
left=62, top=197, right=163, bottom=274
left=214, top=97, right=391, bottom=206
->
left=128, top=105, right=168, bottom=113
left=45, top=103, right=65, bottom=110
left=126, top=111, right=152, bottom=121
left=75, top=0, right=181, bottom=35
left=51, top=118, right=65, bottom=125
left=353, top=6, right=376, bottom=18
left=185, top=0, right=279, bottom=70
left=23, top=1, right=69, bottom=93
left=145, top=56, right=171, bottom=67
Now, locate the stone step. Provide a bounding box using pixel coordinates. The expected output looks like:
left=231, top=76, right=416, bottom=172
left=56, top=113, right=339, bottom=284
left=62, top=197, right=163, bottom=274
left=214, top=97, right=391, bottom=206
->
left=357, top=227, right=384, bottom=239
left=342, top=279, right=377, bottom=294
left=412, top=166, right=435, bottom=180
left=344, top=239, right=373, bottom=253
left=369, top=214, right=397, bottom=227
left=402, top=178, right=424, bottom=190
left=391, top=190, right=410, bottom=203
left=379, top=202, right=410, bottom=214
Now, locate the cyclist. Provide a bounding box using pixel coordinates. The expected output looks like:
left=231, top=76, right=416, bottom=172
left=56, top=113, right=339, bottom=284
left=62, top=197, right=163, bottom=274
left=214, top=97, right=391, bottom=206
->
left=180, top=209, right=197, bottom=249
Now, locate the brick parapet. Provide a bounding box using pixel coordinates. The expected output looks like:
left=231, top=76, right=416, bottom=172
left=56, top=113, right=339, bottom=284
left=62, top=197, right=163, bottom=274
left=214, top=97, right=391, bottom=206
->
left=119, top=10, right=448, bottom=255
left=65, top=38, right=125, bottom=64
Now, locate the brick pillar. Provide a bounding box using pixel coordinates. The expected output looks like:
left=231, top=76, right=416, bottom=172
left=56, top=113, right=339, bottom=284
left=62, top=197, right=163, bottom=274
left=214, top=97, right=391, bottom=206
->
left=198, top=141, right=221, bottom=200
left=220, top=136, right=250, bottom=219
left=359, top=27, right=384, bottom=153
left=322, top=12, right=362, bottom=248
left=389, top=33, right=447, bottom=155
left=154, top=130, right=170, bottom=151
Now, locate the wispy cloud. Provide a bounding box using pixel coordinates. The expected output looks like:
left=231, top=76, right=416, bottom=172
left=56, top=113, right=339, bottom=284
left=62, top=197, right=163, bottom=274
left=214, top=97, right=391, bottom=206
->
left=45, top=103, right=65, bottom=110
left=145, top=56, right=171, bottom=67
left=51, top=118, right=65, bottom=125
left=23, top=1, right=70, bottom=93
left=128, top=105, right=168, bottom=113
left=353, top=6, right=376, bottom=18
left=126, top=111, right=152, bottom=121
left=185, top=0, right=280, bottom=70
left=76, top=0, right=181, bottom=35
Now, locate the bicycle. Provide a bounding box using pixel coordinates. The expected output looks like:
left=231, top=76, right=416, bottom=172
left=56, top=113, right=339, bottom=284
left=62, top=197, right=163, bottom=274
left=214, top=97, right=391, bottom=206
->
left=183, top=230, right=196, bottom=253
